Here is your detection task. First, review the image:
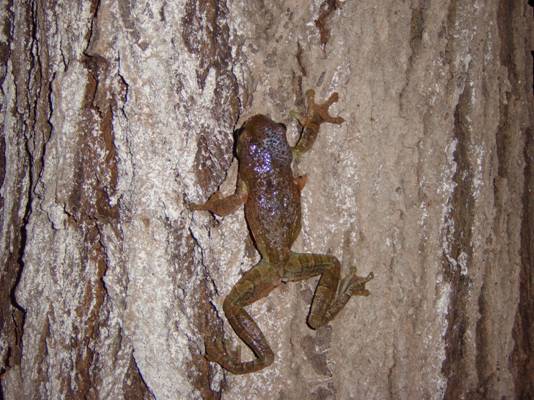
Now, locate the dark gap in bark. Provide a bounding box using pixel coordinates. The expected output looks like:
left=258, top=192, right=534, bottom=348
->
left=442, top=81, right=475, bottom=400
left=511, top=126, right=534, bottom=399
left=122, top=353, right=155, bottom=400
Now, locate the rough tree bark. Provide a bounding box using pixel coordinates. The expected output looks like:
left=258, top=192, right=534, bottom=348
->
left=0, top=1, right=532, bottom=399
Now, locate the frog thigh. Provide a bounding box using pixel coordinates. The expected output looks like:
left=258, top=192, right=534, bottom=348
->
left=214, top=260, right=281, bottom=374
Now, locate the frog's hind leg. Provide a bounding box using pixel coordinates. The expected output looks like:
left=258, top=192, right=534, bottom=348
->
left=205, top=261, right=281, bottom=374
left=284, top=252, right=373, bottom=329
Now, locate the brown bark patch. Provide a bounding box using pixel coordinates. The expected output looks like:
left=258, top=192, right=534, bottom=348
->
left=296, top=41, right=307, bottom=77
left=181, top=0, right=236, bottom=98
left=71, top=243, right=109, bottom=399
left=181, top=0, right=239, bottom=194
left=54, top=21, right=121, bottom=393
left=193, top=130, right=232, bottom=193
left=442, top=81, right=475, bottom=400
left=168, top=218, right=225, bottom=399
left=186, top=287, right=225, bottom=400
left=1, top=0, right=34, bottom=383
left=122, top=354, right=155, bottom=400
left=497, top=1, right=518, bottom=92
left=314, top=0, right=342, bottom=49
left=510, top=127, right=534, bottom=398
left=409, top=3, right=425, bottom=55
left=0, top=149, right=25, bottom=381
left=0, top=0, right=12, bottom=215
left=68, top=54, right=119, bottom=224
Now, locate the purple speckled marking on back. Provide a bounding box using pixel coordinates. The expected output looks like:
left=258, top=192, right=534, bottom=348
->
left=238, top=114, right=300, bottom=262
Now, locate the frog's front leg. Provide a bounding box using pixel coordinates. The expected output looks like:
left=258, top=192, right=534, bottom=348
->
left=205, top=260, right=281, bottom=374
left=189, top=179, right=248, bottom=216
left=292, top=89, right=345, bottom=158
left=283, top=252, right=373, bottom=329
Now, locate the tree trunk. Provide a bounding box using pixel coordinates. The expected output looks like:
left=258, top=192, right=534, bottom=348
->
left=1, top=1, right=532, bottom=399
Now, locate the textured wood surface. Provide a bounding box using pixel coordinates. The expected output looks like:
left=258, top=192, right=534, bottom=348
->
left=0, top=1, right=532, bottom=399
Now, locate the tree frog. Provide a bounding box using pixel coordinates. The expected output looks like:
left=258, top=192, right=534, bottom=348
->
left=191, top=90, right=373, bottom=374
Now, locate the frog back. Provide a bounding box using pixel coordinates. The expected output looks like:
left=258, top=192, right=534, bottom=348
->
left=237, top=115, right=302, bottom=264
left=245, top=173, right=301, bottom=264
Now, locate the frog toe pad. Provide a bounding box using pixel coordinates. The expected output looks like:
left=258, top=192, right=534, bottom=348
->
left=343, top=271, right=374, bottom=297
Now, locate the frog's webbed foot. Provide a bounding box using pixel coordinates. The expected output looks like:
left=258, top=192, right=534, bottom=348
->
left=292, top=89, right=344, bottom=156
left=290, top=90, right=344, bottom=126
left=340, top=270, right=374, bottom=297
left=304, top=89, right=345, bottom=126
left=204, top=336, right=224, bottom=364
left=204, top=335, right=241, bottom=368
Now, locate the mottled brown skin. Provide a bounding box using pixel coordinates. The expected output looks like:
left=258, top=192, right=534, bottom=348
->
left=191, top=90, right=373, bottom=374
